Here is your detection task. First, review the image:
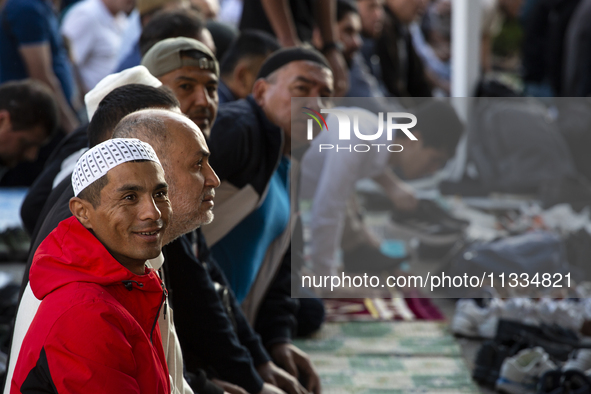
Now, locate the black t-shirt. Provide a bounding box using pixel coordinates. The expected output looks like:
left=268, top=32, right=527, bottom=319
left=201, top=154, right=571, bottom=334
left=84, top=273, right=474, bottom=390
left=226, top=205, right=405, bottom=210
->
left=239, top=0, right=315, bottom=43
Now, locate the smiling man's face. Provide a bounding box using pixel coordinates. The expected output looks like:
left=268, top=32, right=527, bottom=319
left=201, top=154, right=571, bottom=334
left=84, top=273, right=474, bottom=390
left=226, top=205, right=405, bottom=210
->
left=83, top=161, right=171, bottom=269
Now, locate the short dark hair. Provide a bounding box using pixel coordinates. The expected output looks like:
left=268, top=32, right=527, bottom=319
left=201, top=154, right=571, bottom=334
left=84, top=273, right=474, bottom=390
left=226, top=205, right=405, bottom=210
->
left=337, top=0, right=359, bottom=22
left=219, top=30, right=280, bottom=76
left=140, top=9, right=205, bottom=56
left=0, top=79, right=59, bottom=136
left=78, top=173, right=109, bottom=208
left=412, top=100, right=463, bottom=155
left=206, top=20, right=238, bottom=60
left=87, top=84, right=179, bottom=148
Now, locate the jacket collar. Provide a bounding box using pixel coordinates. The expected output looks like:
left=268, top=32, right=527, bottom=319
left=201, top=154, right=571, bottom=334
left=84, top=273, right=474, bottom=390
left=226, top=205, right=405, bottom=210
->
left=246, top=95, right=284, bottom=149
left=30, top=217, right=162, bottom=300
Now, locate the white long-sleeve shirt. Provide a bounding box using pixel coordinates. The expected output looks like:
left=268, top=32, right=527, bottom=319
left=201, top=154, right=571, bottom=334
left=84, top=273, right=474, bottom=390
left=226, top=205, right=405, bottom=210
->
left=61, top=0, right=128, bottom=91
left=300, top=107, right=395, bottom=274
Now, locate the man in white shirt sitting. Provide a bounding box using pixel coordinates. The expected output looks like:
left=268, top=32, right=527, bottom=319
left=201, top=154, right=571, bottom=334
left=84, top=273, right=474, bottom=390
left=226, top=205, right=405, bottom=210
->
left=300, top=100, right=463, bottom=276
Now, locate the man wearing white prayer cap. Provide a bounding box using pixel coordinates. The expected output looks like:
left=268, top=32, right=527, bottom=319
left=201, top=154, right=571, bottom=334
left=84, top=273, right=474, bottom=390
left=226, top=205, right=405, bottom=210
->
left=11, top=139, right=173, bottom=394
left=6, top=85, right=195, bottom=394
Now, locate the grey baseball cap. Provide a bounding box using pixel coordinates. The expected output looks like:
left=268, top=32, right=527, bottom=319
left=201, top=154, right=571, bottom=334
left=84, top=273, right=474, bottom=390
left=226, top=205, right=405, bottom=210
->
left=142, top=37, right=219, bottom=78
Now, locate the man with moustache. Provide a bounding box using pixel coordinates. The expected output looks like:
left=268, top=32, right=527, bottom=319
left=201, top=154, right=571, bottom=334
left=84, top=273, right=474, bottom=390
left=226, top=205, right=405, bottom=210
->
left=3, top=85, right=213, bottom=394
left=142, top=37, right=311, bottom=394
left=11, top=139, right=172, bottom=393
left=113, top=109, right=309, bottom=394
left=142, top=37, right=218, bottom=137
left=5, top=81, right=305, bottom=394
left=205, top=47, right=334, bottom=394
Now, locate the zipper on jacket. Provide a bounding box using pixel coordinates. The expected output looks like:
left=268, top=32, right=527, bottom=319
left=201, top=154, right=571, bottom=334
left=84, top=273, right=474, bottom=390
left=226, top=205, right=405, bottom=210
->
left=150, top=280, right=168, bottom=343
left=157, top=268, right=167, bottom=321
left=122, top=280, right=144, bottom=291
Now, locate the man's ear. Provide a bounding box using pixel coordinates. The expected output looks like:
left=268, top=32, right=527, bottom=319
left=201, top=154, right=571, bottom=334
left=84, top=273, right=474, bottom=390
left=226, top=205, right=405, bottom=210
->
left=69, top=197, right=94, bottom=229
left=233, top=62, right=250, bottom=98
left=252, top=78, right=268, bottom=106
left=0, top=109, right=12, bottom=133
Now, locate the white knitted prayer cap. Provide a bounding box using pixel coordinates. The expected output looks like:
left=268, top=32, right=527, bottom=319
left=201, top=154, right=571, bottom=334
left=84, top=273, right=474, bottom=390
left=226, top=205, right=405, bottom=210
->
left=72, top=138, right=162, bottom=197
left=84, top=66, right=162, bottom=121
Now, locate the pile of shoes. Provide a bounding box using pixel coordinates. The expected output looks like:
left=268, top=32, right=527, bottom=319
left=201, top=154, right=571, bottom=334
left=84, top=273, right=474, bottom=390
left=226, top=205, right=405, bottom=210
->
left=538, top=349, right=591, bottom=393
left=452, top=297, right=591, bottom=393
left=476, top=320, right=591, bottom=393
left=496, top=347, right=557, bottom=393
left=496, top=347, right=591, bottom=393
left=452, top=297, right=589, bottom=339
left=390, top=199, right=469, bottom=246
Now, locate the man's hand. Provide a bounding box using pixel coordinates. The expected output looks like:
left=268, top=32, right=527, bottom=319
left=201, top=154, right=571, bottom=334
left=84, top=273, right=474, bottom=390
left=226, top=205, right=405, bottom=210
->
left=260, top=0, right=301, bottom=47
left=388, top=182, right=418, bottom=212
left=257, top=361, right=309, bottom=394
left=269, top=343, right=321, bottom=394
left=323, top=49, right=349, bottom=97
left=258, top=382, right=288, bottom=394
left=211, top=379, right=248, bottom=394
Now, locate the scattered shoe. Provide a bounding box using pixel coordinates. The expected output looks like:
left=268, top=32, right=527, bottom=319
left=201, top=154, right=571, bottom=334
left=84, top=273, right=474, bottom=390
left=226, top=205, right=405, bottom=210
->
left=473, top=339, right=526, bottom=388
left=538, top=370, right=563, bottom=394
left=502, top=298, right=541, bottom=326
left=391, top=199, right=470, bottom=231
left=537, top=298, right=585, bottom=333
left=538, top=369, right=591, bottom=394
left=390, top=200, right=467, bottom=245
left=562, top=369, right=591, bottom=394
left=563, top=349, right=591, bottom=373
left=452, top=298, right=503, bottom=338
left=495, top=319, right=574, bottom=361
left=496, top=347, right=556, bottom=394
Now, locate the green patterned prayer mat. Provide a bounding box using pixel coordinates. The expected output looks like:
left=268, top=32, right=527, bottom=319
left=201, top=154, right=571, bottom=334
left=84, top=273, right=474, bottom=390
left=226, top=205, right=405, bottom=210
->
left=293, top=321, right=479, bottom=393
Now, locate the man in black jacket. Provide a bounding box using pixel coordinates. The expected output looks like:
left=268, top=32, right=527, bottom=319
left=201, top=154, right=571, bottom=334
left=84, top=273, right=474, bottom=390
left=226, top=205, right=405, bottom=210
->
left=205, top=47, right=334, bottom=394
left=376, top=0, right=432, bottom=99
left=142, top=36, right=308, bottom=394
left=114, top=109, right=309, bottom=394
left=8, top=85, right=305, bottom=394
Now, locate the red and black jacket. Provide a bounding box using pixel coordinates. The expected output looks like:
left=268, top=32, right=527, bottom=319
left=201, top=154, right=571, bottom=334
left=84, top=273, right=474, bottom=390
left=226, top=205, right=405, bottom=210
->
left=11, top=217, right=170, bottom=394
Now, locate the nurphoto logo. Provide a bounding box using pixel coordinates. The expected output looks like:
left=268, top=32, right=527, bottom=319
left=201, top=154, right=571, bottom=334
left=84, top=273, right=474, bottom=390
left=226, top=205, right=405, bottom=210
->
left=303, top=107, right=418, bottom=153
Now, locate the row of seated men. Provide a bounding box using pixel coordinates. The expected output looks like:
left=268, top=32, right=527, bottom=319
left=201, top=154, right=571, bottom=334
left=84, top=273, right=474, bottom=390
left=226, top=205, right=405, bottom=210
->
left=2, top=38, right=330, bottom=394
left=0, top=2, right=463, bottom=392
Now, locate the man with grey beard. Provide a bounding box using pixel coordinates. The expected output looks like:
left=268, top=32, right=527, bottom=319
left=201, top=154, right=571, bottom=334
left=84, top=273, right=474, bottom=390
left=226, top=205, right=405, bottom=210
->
left=113, top=109, right=310, bottom=394
left=113, top=110, right=219, bottom=241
